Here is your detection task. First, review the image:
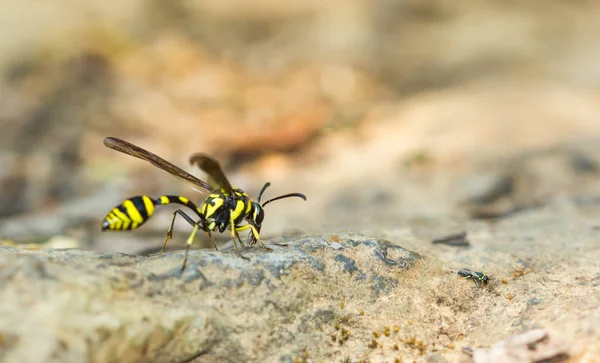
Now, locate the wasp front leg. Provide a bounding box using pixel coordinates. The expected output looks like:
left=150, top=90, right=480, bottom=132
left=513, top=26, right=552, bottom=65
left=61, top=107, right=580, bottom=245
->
left=235, top=224, right=272, bottom=252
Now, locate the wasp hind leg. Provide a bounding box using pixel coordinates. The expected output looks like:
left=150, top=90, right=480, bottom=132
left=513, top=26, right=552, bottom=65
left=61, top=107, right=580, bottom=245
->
left=147, top=209, right=197, bottom=257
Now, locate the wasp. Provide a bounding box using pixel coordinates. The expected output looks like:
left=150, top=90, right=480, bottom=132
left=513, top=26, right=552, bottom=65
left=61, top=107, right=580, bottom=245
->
left=100, top=137, right=306, bottom=271
left=457, top=268, right=490, bottom=287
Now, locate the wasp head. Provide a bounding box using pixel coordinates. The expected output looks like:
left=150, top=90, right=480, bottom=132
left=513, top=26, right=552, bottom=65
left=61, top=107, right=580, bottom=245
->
left=251, top=201, right=265, bottom=226
left=245, top=182, right=307, bottom=245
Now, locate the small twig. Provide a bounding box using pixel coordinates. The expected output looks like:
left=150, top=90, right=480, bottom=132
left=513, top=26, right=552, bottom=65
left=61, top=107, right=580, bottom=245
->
left=431, top=231, right=470, bottom=246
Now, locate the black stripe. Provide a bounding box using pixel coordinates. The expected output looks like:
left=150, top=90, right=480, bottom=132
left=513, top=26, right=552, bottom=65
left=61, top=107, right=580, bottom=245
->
left=161, top=195, right=177, bottom=205
left=132, top=196, right=149, bottom=220
left=159, top=195, right=204, bottom=219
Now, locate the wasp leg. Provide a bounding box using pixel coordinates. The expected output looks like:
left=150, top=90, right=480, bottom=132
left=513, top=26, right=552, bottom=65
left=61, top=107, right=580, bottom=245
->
left=236, top=224, right=272, bottom=252
left=181, top=223, right=200, bottom=272
left=230, top=212, right=250, bottom=261
left=203, top=231, right=220, bottom=251
left=229, top=211, right=241, bottom=251
left=236, top=234, right=246, bottom=247
left=246, top=230, right=258, bottom=246
left=147, top=209, right=197, bottom=257
left=257, top=239, right=273, bottom=252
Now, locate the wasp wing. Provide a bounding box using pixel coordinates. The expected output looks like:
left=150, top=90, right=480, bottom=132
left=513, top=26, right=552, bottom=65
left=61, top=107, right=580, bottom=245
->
left=104, top=137, right=212, bottom=192
left=189, top=153, right=233, bottom=193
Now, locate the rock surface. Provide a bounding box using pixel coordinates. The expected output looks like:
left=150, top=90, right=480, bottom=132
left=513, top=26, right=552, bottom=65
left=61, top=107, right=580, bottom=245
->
left=1, top=218, right=597, bottom=362
left=1, top=234, right=423, bottom=362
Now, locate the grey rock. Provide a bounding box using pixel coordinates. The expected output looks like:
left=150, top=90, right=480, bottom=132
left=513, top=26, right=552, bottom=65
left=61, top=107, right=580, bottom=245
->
left=0, top=234, right=422, bottom=363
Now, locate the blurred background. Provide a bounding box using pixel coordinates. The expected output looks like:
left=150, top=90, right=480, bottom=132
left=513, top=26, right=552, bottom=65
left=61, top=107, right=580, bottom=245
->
left=1, top=0, right=600, bottom=254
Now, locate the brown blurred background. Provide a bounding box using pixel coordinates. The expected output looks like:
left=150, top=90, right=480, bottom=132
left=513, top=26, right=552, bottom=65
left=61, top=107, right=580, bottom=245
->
left=1, top=0, right=600, bottom=253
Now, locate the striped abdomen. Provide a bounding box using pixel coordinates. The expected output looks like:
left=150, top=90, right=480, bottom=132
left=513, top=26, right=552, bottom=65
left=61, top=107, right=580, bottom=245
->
left=101, top=195, right=201, bottom=231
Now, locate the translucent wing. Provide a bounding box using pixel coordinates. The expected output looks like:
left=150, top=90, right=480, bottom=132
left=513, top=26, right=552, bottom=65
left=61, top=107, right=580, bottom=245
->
left=104, top=137, right=212, bottom=192
left=189, top=153, right=233, bottom=194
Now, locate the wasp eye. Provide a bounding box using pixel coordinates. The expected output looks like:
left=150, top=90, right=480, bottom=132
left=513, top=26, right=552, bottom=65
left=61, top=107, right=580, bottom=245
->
left=254, top=203, right=265, bottom=224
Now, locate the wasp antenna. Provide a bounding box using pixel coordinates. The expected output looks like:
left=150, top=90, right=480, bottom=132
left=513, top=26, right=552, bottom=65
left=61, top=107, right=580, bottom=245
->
left=262, top=193, right=307, bottom=207
left=257, top=182, right=271, bottom=203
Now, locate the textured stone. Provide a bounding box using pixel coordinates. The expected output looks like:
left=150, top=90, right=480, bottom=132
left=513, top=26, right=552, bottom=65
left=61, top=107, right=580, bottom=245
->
left=0, top=234, right=424, bottom=363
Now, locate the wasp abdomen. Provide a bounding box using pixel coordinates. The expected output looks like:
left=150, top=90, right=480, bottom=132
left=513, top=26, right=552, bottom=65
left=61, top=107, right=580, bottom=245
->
left=102, top=195, right=156, bottom=231
left=102, top=195, right=202, bottom=231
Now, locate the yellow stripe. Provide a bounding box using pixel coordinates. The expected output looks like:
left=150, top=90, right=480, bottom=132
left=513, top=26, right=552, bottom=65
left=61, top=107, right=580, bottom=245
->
left=105, top=213, right=114, bottom=230
left=201, top=202, right=207, bottom=215
left=108, top=212, right=123, bottom=230
left=209, top=193, right=220, bottom=198
left=209, top=221, right=216, bottom=230
left=114, top=215, right=123, bottom=230
left=123, top=200, right=144, bottom=225
left=251, top=224, right=260, bottom=240
left=142, top=196, right=155, bottom=217
left=160, top=196, right=169, bottom=205
left=105, top=213, right=113, bottom=230
left=230, top=212, right=236, bottom=237
left=112, top=208, right=131, bottom=230
left=234, top=224, right=259, bottom=239
left=187, top=224, right=199, bottom=245
left=179, top=196, right=189, bottom=204
left=231, top=200, right=245, bottom=222
left=205, top=197, right=223, bottom=218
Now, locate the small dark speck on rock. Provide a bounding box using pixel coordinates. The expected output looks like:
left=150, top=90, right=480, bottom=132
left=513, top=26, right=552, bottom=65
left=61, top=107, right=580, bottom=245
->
left=570, top=154, right=598, bottom=173
left=527, top=297, right=543, bottom=306
left=346, top=239, right=375, bottom=248
left=183, top=268, right=210, bottom=284
left=334, top=254, right=359, bottom=274
left=240, top=269, right=266, bottom=286
left=147, top=272, right=177, bottom=282
left=373, top=240, right=422, bottom=269
left=123, top=271, right=137, bottom=279
left=371, top=275, right=399, bottom=297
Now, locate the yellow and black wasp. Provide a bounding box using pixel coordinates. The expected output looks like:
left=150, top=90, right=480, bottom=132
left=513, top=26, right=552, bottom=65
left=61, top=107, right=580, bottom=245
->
left=101, top=137, right=306, bottom=271
left=458, top=268, right=490, bottom=287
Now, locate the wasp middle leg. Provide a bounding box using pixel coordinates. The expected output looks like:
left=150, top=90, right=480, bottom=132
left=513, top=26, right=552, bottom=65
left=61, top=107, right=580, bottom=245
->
left=229, top=212, right=250, bottom=261
left=148, top=209, right=203, bottom=257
